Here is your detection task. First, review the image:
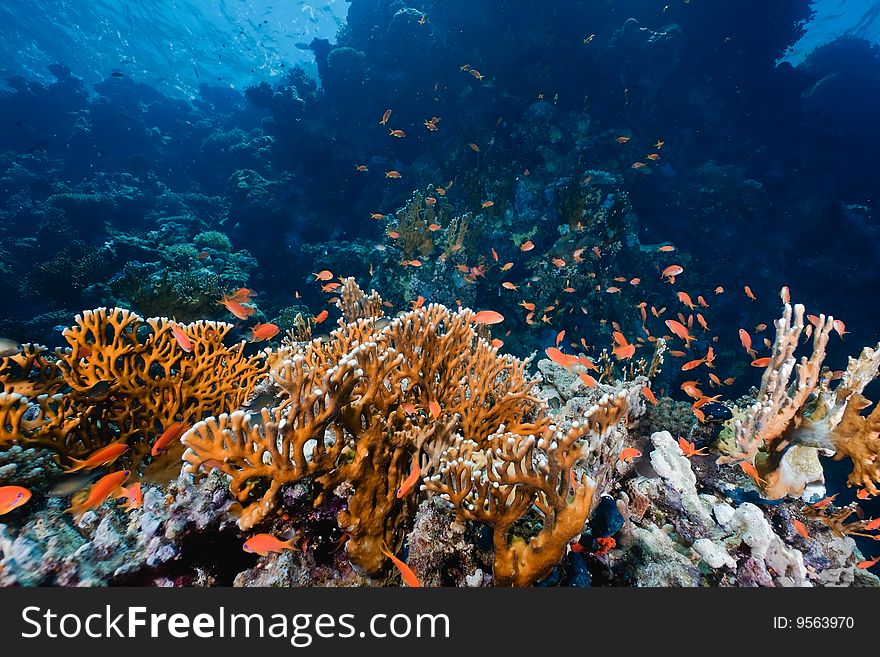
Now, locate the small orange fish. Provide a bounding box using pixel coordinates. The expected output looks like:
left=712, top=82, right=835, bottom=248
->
left=469, top=69, right=484, bottom=81
left=864, top=517, right=880, bottom=531
left=631, top=161, right=646, bottom=170
left=750, top=357, right=771, bottom=368
left=481, top=200, right=494, bottom=208
left=472, top=310, right=504, bottom=325
left=243, top=533, right=299, bottom=556
left=428, top=222, right=441, bottom=231
left=606, top=286, right=621, bottom=294
left=811, top=494, right=838, bottom=510
left=714, top=286, right=724, bottom=294
left=379, top=109, right=392, bottom=125
left=677, top=437, right=708, bottom=458
left=744, top=285, right=756, bottom=301
left=170, top=321, right=192, bottom=352
left=65, top=442, right=129, bottom=472
left=545, top=347, right=578, bottom=368
left=739, top=328, right=756, bottom=358
left=0, top=485, right=31, bottom=515
left=552, top=258, right=566, bottom=267
left=661, top=264, right=684, bottom=283
left=152, top=422, right=187, bottom=456
left=313, top=309, right=329, bottom=324
left=355, top=164, right=368, bottom=172
left=677, top=291, right=695, bottom=309
left=615, top=136, right=631, bottom=143
left=117, top=482, right=143, bottom=512
left=857, top=556, right=880, bottom=569
left=389, top=129, right=406, bottom=138
left=857, top=488, right=873, bottom=500
left=665, top=319, right=695, bottom=347
left=370, top=213, right=386, bottom=220
left=428, top=401, right=441, bottom=419
left=468, top=143, right=480, bottom=152
left=491, top=338, right=504, bottom=349
left=501, top=281, right=519, bottom=291
left=792, top=519, right=810, bottom=540
left=313, top=270, right=334, bottom=281
left=658, top=245, right=675, bottom=252
left=500, top=262, right=514, bottom=271
left=833, top=319, right=848, bottom=339
left=381, top=542, right=422, bottom=587
left=739, top=461, right=765, bottom=486
left=520, top=240, right=535, bottom=252
left=220, top=299, right=255, bottom=320
left=578, top=371, right=597, bottom=387
left=780, top=285, right=790, bottom=304
left=396, top=452, right=422, bottom=498
left=66, top=470, right=130, bottom=517
left=619, top=448, right=642, bottom=463
left=321, top=282, right=342, bottom=292
left=646, top=153, right=659, bottom=161
left=385, top=170, right=402, bottom=178
left=250, top=322, right=280, bottom=342
left=519, top=301, right=536, bottom=311
left=681, top=358, right=706, bottom=371
left=423, top=119, right=437, bottom=131
left=641, top=386, right=658, bottom=405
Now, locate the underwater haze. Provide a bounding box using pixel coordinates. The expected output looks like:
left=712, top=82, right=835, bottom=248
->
left=1, top=0, right=880, bottom=588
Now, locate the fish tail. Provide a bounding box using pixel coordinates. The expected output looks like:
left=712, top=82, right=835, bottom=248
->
left=64, top=459, right=87, bottom=473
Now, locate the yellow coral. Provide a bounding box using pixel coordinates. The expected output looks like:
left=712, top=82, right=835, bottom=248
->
left=0, top=307, right=265, bottom=470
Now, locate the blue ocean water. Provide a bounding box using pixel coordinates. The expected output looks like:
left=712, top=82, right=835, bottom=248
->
left=0, top=0, right=880, bottom=584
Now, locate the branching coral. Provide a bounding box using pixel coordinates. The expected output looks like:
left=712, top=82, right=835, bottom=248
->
left=423, top=390, right=628, bottom=586
left=182, top=279, right=611, bottom=583
left=718, top=302, right=880, bottom=498
left=0, top=307, right=265, bottom=469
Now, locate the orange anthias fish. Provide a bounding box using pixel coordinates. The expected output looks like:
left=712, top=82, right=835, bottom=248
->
left=750, top=357, right=771, bottom=368
left=810, top=494, right=838, bottom=510
left=641, top=386, right=658, bottom=405
left=220, top=299, right=255, bottom=320
left=792, top=519, right=810, bottom=540
left=379, top=109, right=392, bottom=125
left=739, top=328, right=757, bottom=358
left=615, top=136, right=631, bottom=144
left=658, top=245, right=675, bottom=252
left=744, top=285, right=757, bottom=301
left=739, top=462, right=765, bottom=486
left=66, top=470, right=130, bottom=517
left=396, top=452, right=421, bottom=499
left=857, top=556, right=880, bottom=570
left=389, top=129, right=406, bottom=138
left=0, top=485, right=31, bottom=515
left=545, top=347, right=578, bottom=368
left=665, top=319, right=695, bottom=347
left=385, top=170, right=402, bottom=179
left=381, top=542, right=422, bottom=587
left=677, top=291, right=695, bottom=309
left=170, top=321, right=192, bottom=352
left=472, top=310, right=504, bottom=325
left=117, top=482, right=143, bottom=512
left=250, top=322, right=280, bottom=343
left=428, top=401, right=441, bottom=419
left=313, top=269, right=334, bottom=281
left=578, top=371, right=597, bottom=387
left=864, top=517, right=880, bottom=531
left=661, top=264, right=684, bottom=284
left=520, top=239, right=535, bottom=252
left=677, top=437, right=707, bottom=458
left=65, top=442, right=129, bottom=472
left=151, top=422, right=188, bottom=456
left=313, top=309, right=329, bottom=324
left=619, top=448, right=642, bottom=463
left=681, top=358, right=706, bottom=371
left=243, top=533, right=299, bottom=556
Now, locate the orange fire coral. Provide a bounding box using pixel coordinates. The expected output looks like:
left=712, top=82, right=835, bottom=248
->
left=0, top=307, right=265, bottom=470
left=423, top=390, right=628, bottom=586
left=182, top=280, right=591, bottom=581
